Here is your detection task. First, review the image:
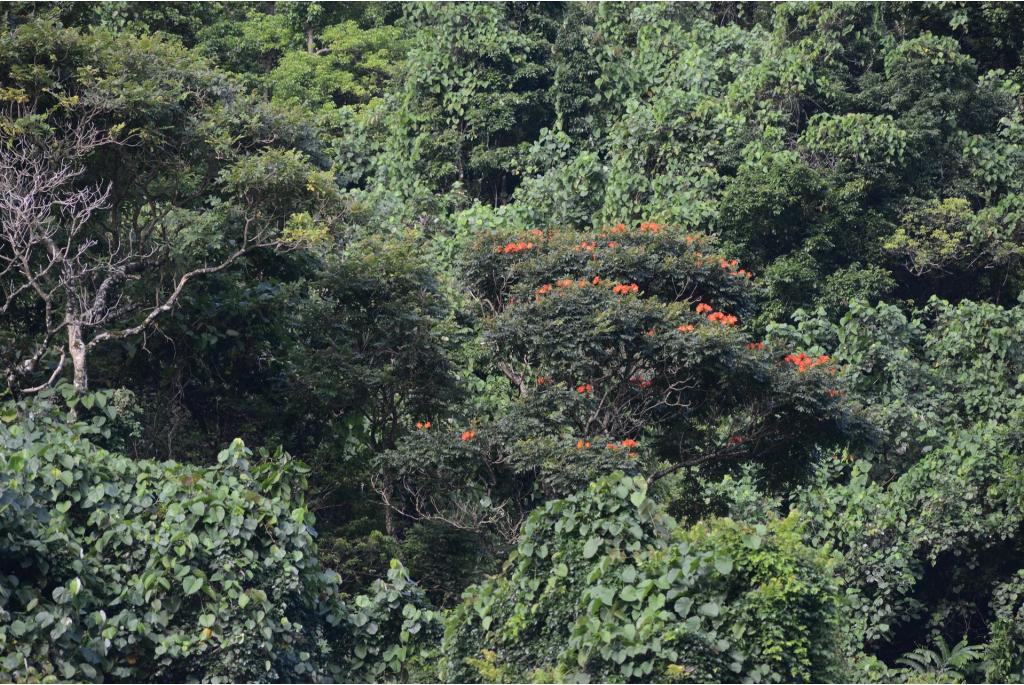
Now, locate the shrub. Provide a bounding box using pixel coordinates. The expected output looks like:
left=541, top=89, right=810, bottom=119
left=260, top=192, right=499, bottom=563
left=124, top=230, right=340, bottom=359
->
left=0, top=390, right=438, bottom=683
left=441, top=472, right=849, bottom=683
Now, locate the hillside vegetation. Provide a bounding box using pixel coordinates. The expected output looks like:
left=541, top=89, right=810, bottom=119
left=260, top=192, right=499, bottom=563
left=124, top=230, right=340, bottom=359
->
left=2, top=2, right=1024, bottom=682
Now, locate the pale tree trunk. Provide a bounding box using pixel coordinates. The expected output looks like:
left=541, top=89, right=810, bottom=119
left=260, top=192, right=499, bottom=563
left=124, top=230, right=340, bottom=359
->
left=67, top=321, right=88, bottom=392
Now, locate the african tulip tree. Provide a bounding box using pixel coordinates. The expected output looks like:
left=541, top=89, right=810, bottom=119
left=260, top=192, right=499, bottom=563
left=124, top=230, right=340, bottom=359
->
left=375, top=222, right=857, bottom=543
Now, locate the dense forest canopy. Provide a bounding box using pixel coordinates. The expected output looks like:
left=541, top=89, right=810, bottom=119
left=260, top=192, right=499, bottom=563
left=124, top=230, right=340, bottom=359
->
left=2, top=1, right=1024, bottom=682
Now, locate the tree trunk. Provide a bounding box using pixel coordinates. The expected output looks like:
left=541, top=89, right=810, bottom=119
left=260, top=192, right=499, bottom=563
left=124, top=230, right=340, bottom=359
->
left=68, top=322, right=88, bottom=391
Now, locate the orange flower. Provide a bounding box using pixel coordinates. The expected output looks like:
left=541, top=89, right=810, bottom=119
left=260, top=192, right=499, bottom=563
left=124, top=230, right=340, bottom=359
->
left=707, top=311, right=738, bottom=326
left=416, top=421, right=424, bottom=429
left=497, top=240, right=536, bottom=254
left=606, top=442, right=618, bottom=450
left=621, top=439, right=639, bottom=448
left=460, top=430, right=476, bottom=442
left=695, top=303, right=713, bottom=314
left=537, top=376, right=546, bottom=385
left=784, top=352, right=829, bottom=373
left=607, top=241, right=620, bottom=249
left=646, top=329, right=656, bottom=337
left=639, top=222, right=661, bottom=233
left=677, top=324, right=695, bottom=332
left=556, top=278, right=575, bottom=289
left=610, top=223, right=628, bottom=234
left=576, top=383, right=594, bottom=394
left=592, top=276, right=601, bottom=285
left=746, top=341, right=765, bottom=351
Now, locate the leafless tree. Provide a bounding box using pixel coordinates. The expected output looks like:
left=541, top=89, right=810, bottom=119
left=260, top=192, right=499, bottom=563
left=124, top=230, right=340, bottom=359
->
left=1, top=112, right=285, bottom=393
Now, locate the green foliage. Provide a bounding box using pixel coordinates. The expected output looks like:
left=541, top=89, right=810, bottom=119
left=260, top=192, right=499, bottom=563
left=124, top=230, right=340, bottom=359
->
left=0, top=391, right=438, bottom=682
left=385, top=2, right=559, bottom=205
left=442, top=473, right=848, bottom=683
left=5, top=3, right=1024, bottom=681
left=895, top=636, right=983, bottom=684
left=986, top=570, right=1024, bottom=682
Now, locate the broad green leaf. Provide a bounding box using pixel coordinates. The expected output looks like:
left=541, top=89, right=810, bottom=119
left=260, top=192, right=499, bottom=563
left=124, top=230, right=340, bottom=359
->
left=582, top=536, right=602, bottom=559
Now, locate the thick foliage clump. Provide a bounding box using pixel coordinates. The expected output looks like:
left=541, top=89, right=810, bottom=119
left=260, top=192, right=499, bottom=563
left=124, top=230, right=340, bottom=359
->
left=0, top=391, right=439, bottom=683
left=442, top=473, right=848, bottom=683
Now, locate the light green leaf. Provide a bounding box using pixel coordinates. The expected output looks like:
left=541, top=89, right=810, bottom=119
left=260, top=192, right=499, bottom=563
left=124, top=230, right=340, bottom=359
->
left=698, top=601, right=720, bottom=618
left=582, top=537, right=602, bottom=559
left=183, top=575, right=203, bottom=595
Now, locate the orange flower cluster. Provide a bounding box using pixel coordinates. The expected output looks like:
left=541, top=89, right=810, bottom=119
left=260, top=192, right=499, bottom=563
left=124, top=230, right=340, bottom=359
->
left=746, top=341, right=766, bottom=351
left=576, top=383, right=594, bottom=394
left=639, top=222, right=661, bottom=233
left=607, top=241, right=621, bottom=249
left=685, top=234, right=698, bottom=245
left=497, top=240, right=535, bottom=254
left=610, top=223, right=628, bottom=234
left=677, top=324, right=695, bottom=333
left=784, top=353, right=830, bottom=372
left=576, top=439, right=592, bottom=449
left=575, top=241, right=597, bottom=252
left=605, top=439, right=638, bottom=457
left=536, top=376, right=547, bottom=385
left=460, top=430, right=476, bottom=442
left=695, top=302, right=738, bottom=326
left=531, top=277, right=643, bottom=302
left=708, top=311, right=739, bottom=326
left=646, top=328, right=656, bottom=337
left=415, top=421, right=432, bottom=430
left=719, top=257, right=753, bottom=280
left=528, top=229, right=545, bottom=238
left=534, top=276, right=606, bottom=302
